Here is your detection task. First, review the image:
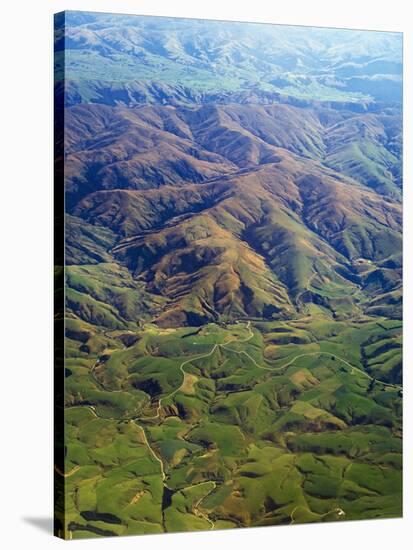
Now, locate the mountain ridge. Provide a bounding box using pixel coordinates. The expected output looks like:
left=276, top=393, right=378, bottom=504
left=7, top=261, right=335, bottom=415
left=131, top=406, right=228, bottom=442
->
left=66, top=103, right=401, bottom=327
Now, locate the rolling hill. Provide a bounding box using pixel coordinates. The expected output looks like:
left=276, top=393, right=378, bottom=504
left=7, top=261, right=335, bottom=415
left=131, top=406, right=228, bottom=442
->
left=55, top=11, right=403, bottom=540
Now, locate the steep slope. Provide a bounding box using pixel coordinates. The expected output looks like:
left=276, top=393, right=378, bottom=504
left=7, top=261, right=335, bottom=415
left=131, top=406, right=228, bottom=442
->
left=323, top=114, right=402, bottom=198
left=114, top=214, right=294, bottom=326
left=67, top=114, right=401, bottom=326
left=65, top=103, right=402, bottom=203
left=65, top=104, right=237, bottom=208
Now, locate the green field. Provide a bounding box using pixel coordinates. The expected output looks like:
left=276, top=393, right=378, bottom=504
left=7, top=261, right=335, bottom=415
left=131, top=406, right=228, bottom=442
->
left=57, top=315, right=402, bottom=538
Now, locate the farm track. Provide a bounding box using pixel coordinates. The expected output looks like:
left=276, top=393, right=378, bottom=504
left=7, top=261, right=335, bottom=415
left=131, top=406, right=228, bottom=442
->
left=63, top=320, right=401, bottom=535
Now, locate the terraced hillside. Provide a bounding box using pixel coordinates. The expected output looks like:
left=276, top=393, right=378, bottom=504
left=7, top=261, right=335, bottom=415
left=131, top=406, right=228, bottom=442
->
left=55, top=11, right=402, bottom=539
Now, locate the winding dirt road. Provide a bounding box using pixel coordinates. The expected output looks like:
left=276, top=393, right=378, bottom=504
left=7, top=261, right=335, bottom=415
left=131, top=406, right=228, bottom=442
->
left=64, top=319, right=400, bottom=534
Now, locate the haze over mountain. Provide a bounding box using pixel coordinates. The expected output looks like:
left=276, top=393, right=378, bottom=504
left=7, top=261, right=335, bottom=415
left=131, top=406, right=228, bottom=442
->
left=55, top=11, right=403, bottom=107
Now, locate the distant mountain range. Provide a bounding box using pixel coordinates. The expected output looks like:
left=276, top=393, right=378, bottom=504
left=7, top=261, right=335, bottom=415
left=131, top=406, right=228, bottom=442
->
left=55, top=12, right=403, bottom=106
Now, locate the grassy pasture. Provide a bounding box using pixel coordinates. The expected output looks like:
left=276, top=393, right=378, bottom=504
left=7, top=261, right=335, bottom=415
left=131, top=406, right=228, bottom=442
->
left=60, top=317, right=402, bottom=537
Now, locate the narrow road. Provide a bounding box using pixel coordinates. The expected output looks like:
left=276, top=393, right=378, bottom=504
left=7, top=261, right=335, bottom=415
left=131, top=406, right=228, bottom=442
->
left=55, top=465, right=80, bottom=478
left=223, top=345, right=401, bottom=390
left=133, top=321, right=254, bottom=529
left=142, top=321, right=254, bottom=421
left=295, top=272, right=318, bottom=311
left=66, top=322, right=254, bottom=531
left=64, top=318, right=400, bottom=536
left=192, top=481, right=217, bottom=529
